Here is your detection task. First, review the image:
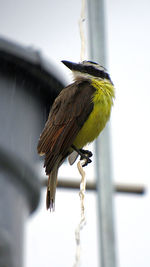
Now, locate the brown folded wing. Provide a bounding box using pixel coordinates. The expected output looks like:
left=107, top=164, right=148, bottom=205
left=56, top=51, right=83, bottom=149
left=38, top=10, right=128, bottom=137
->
left=37, top=80, right=95, bottom=174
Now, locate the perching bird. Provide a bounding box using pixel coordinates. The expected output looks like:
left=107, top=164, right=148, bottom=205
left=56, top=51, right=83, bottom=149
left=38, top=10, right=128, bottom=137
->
left=37, top=60, right=115, bottom=210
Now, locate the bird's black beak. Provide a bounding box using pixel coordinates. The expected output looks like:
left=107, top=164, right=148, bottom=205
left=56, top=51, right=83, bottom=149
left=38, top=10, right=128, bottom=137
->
left=61, top=60, right=81, bottom=71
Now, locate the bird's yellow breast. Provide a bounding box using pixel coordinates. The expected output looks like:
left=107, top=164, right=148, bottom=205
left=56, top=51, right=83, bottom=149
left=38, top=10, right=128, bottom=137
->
left=73, top=78, right=115, bottom=148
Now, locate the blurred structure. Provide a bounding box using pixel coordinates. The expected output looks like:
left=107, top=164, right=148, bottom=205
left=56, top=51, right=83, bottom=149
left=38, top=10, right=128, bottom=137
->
left=0, top=37, right=64, bottom=267
left=87, top=0, right=117, bottom=266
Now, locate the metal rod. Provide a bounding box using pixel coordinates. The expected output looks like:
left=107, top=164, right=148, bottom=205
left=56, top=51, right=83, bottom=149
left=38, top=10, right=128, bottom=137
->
left=114, top=183, right=146, bottom=195
left=87, top=0, right=116, bottom=266
left=41, top=178, right=146, bottom=195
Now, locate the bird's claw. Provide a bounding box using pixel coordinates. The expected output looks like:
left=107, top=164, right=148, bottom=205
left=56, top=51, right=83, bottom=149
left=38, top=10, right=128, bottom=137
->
left=80, top=149, right=93, bottom=158
left=79, top=149, right=93, bottom=167
left=81, top=157, right=92, bottom=167
left=71, top=145, right=93, bottom=167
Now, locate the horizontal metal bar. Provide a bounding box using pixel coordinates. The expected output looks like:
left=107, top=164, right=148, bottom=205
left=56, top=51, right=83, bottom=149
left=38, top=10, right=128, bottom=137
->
left=114, top=183, right=146, bottom=194
left=41, top=178, right=146, bottom=195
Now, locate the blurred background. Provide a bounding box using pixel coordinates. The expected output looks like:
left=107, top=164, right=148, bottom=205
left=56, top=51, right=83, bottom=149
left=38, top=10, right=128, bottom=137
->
left=0, top=0, right=150, bottom=267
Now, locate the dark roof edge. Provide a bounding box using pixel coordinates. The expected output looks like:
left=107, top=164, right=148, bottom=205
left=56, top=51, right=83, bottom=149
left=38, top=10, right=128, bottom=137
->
left=0, top=36, right=65, bottom=93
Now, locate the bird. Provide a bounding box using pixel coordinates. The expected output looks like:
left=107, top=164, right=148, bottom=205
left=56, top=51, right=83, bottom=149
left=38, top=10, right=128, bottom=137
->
left=37, top=60, right=115, bottom=211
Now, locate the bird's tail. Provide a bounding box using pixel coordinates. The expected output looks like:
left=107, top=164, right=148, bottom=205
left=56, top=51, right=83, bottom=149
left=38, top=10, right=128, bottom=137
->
left=46, top=166, right=58, bottom=211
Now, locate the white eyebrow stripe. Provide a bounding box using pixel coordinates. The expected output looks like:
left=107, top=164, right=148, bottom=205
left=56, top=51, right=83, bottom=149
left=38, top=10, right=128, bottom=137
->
left=82, top=61, right=107, bottom=72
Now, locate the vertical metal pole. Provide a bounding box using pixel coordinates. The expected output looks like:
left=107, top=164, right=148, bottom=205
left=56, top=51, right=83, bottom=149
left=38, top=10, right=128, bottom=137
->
left=87, top=1, right=116, bottom=267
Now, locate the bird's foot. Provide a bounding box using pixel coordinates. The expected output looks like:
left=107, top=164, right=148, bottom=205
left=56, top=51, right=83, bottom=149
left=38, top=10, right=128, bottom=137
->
left=79, top=149, right=93, bottom=167
left=71, top=145, right=93, bottom=167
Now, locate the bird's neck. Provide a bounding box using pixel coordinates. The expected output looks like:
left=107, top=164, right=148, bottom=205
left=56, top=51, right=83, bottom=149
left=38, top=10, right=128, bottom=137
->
left=91, top=78, right=115, bottom=104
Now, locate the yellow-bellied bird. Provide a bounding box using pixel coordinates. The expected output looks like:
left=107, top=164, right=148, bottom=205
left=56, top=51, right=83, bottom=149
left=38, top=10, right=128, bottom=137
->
left=37, top=60, right=115, bottom=210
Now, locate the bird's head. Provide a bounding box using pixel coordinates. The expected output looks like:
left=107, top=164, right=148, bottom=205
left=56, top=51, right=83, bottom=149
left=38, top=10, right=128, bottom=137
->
left=61, top=60, right=113, bottom=84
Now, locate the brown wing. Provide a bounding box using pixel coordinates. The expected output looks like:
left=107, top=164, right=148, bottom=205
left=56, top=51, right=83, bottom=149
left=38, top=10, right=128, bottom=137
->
left=37, top=80, right=95, bottom=174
